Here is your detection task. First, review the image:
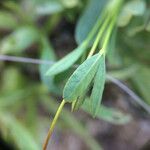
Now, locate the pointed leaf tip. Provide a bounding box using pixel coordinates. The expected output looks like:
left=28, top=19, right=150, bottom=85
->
left=46, top=43, right=87, bottom=76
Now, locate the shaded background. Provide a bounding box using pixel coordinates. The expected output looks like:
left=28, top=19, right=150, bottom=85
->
left=0, top=0, right=150, bottom=150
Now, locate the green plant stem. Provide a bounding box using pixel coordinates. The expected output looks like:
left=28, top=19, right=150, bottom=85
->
left=87, top=13, right=111, bottom=58
left=85, top=9, right=107, bottom=44
left=42, top=96, right=102, bottom=150
left=43, top=99, right=66, bottom=150
left=100, top=0, right=123, bottom=55
left=88, top=0, right=123, bottom=58
left=100, top=18, right=116, bottom=55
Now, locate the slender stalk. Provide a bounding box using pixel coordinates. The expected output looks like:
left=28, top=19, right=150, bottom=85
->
left=100, top=0, right=123, bottom=55
left=43, top=99, right=66, bottom=150
left=85, top=9, right=107, bottom=44
left=100, top=17, right=116, bottom=55
left=87, top=13, right=111, bottom=58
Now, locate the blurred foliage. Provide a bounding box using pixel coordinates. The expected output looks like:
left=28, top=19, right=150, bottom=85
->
left=0, top=0, right=149, bottom=149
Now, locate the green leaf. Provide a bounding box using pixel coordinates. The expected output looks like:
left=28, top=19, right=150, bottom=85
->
left=90, top=54, right=106, bottom=116
left=82, top=100, right=131, bottom=125
left=0, top=113, right=40, bottom=150
left=71, top=90, right=87, bottom=111
left=63, top=54, right=101, bottom=102
left=118, top=0, right=146, bottom=27
left=35, top=0, right=79, bottom=16
left=75, top=0, right=107, bottom=45
left=108, top=65, right=138, bottom=80
left=1, top=67, right=25, bottom=92
left=0, top=89, right=32, bottom=107
left=0, top=11, right=18, bottom=29
left=39, top=37, right=62, bottom=95
left=125, top=0, right=146, bottom=16
left=0, top=26, right=39, bottom=54
left=60, top=0, right=79, bottom=8
left=106, top=27, right=122, bottom=67
left=118, top=9, right=132, bottom=27
left=46, top=42, right=87, bottom=76
left=35, top=0, right=64, bottom=15
left=132, top=66, right=150, bottom=105
left=97, top=106, right=131, bottom=124
left=146, top=20, right=150, bottom=32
